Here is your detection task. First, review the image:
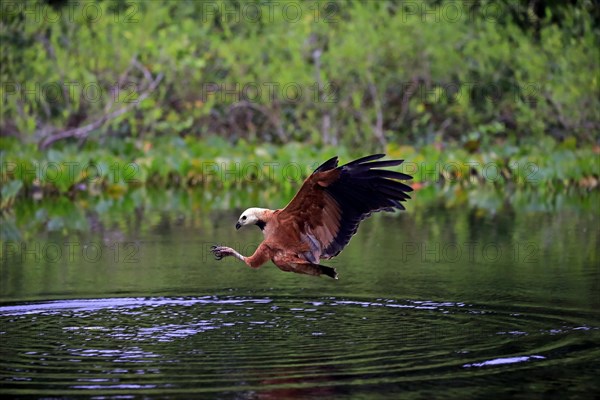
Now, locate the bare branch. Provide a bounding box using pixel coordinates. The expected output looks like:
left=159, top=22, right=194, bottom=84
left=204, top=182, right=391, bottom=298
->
left=313, top=48, right=334, bottom=145
left=229, top=100, right=286, bottom=142
left=39, top=70, right=163, bottom=150
left=104, top=55, right=139, bottom=113
left=368, top=82, right=386, bottom=147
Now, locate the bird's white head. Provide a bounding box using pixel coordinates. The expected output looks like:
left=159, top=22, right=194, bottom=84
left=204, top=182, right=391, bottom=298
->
left=236, top=207, right=269, bottom=230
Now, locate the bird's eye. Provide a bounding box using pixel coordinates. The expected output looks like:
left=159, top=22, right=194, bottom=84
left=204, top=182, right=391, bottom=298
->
left=242, top=216, right=247, bottom=220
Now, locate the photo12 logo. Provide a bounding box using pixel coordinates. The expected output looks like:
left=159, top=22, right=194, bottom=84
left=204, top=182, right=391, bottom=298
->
left=2, top=81, right=144, bottom=105
left=1, top=1, right=140, bottom=23
left=1, top=241, right=140, bottom=264
left=1, top=161, right=141, bottom=185
left=401, top=241, right=539, bottom=263
left=395, top=2, right=541, bottom=24
left=400, top=161, right=540, bottom=185
left=198, top=161, right=315, bottom=184
left=199, top=82, right=339, bottom=104
left=200, top=1, right=339, bottom=24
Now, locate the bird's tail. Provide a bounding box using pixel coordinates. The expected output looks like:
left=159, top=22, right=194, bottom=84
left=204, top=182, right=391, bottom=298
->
left=285, top=262, right=339, bottom=279
left=318, top=265, right=338, bottom=280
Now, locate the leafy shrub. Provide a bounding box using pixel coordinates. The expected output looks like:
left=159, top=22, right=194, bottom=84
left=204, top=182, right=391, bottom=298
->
left=1, top=0, right=598, bottom=149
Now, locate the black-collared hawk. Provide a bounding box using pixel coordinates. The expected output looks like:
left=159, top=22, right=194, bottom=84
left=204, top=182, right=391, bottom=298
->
left=211, top=154, right=413, bottom=279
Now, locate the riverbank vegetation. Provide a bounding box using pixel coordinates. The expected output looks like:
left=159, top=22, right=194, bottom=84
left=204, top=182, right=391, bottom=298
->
left=2, top=134, right=598, bottom=241
left=1, top=0, right=599, bottom=237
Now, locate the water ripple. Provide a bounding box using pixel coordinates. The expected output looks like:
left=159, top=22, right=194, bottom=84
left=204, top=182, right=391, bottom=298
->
left=1, top=295, right=599, bottom=398
left=463, top=355, right=546, bottom=368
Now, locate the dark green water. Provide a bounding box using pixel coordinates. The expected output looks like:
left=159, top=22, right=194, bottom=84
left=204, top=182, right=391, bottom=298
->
left=1, top=193, right=599, bottom=398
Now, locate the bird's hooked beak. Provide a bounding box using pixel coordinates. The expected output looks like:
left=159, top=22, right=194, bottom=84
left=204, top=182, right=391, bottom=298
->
left=235, top=221, right=241, bottom=230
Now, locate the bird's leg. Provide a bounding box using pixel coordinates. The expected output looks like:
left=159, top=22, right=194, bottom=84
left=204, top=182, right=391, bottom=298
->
left=211, top=243, right=272, bottom=270
left=211, top=245, right=245, bottom=263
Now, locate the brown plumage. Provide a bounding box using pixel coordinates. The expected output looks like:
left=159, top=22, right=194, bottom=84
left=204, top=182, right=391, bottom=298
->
left=211, top=154, right=413, bottom=279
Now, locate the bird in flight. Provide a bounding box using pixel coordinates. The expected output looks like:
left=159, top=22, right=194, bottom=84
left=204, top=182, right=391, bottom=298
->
left=211, top=154, right=413, bottom=279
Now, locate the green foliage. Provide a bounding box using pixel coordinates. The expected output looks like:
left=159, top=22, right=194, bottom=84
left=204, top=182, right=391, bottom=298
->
left=1, top=135, right=597, bottom=210
left=1, top=0, right=598, bottom=147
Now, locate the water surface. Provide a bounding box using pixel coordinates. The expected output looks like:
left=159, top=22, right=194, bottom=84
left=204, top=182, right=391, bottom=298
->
left=1, top=195, right=599, bottom=398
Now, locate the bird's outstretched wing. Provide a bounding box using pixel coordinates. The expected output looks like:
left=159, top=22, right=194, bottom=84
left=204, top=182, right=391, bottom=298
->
left=278, top=154, right=412, bottom=259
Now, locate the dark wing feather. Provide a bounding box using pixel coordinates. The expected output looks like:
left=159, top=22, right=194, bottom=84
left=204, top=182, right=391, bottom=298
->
left=313, top=155, right=339, bottom=172
left=279, top=154, right=413, bottom=260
